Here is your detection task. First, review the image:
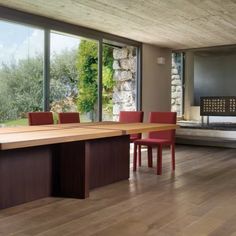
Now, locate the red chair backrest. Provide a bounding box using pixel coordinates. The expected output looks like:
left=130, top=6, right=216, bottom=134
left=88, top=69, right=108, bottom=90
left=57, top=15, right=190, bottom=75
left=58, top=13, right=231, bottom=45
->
left=119, top=111, right=144, bottom=140
left=58, top=112, right=80, bottom=124
left=28, top=112, right=54, bottom=126
left=148, top=112, right=177, bottom=141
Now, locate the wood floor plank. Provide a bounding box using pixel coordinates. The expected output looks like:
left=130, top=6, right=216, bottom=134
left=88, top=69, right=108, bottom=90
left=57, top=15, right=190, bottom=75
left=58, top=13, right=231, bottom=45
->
left=0, top=145, right=236, bottom=236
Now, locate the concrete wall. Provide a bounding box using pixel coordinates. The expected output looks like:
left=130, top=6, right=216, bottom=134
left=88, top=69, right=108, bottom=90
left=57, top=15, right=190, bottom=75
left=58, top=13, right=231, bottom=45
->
left=142, top=44, right=172, bottom=121
left=194, top=54, right=236, bottom=106
left=183, top=51, right=236, bottom=123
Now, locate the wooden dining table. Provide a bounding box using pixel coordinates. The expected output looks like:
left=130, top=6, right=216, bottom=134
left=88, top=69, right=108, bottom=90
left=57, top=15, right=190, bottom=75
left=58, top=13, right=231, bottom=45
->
left=0, top=122, right=178, bottom=209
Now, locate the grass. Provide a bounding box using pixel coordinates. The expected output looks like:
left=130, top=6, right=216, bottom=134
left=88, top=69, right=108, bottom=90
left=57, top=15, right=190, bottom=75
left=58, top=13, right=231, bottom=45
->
left=0, top=112, right=113, bottom=127
left=1, top=118, right=28, bottom=127
left=0, top=114, right=92, bottom=127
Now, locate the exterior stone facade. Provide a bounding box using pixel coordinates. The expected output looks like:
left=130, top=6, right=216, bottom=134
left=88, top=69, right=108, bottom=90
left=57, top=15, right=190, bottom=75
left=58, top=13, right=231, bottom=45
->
left=171, top=53, right=183, bottom=117
left=112, top=47, right=137, bottom=120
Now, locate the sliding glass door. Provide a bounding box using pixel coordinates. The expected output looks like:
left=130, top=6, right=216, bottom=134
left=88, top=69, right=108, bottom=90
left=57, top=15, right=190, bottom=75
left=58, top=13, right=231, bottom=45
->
left=0, top=20, right=44, bottom=126
left=49, top=31, right=99, bottom=122
left=0, top=18, right=140, bottom=126
left=102, top=44, right=138, bottom=121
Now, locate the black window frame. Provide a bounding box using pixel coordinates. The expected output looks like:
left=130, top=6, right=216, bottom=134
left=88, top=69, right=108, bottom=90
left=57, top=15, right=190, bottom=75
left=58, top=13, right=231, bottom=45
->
left=0, top=6, right=142, bottom=121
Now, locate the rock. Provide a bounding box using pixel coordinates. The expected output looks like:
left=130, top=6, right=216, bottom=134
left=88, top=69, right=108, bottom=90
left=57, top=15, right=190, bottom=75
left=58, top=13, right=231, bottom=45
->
left=128, top=47, right=136, bottom=58
left=113, top=70, right=133, bottom=81
left=172, top=68, right=178, bottom=75
left=113, top=60, right=120, bottom=70
left=172, top=74, right=180, bottom=80
left=172, top=59, right=176, bottom=66
left=176, top=86, right=182, bottom=92
left=120, top=91, right=134, bottom=103
left=122, top=104, right=136, bottom=111
left=113, top=104, right=121, bottom=115
left=112, top=46, right=137, bottom=120
left=172, top=104, right=181, bottom=112
left=119, top=57, right=137, bottom=72
left=172, top=92, right=182, bottom=99
left=120, top=59, right=130, bottom=70
left=172, top=79, right=181, bottom=86
left=171, top=86, right=176, bottom=92
left=112, top=92, right=122, bottom=103
left=113, top=48, right=128, bottom=60
left=113, top=70, right=119, bottom=81
left=121, top=81, right=133, bottom=91
left=175, top=98, right=182, bottom=105
left=121, top=71, right=133, bottom=80
left=113, top=85, right=119, bottom=93
left=130, top=57, right=136, bottom=73
left=113, top=115, right=119, bottom=121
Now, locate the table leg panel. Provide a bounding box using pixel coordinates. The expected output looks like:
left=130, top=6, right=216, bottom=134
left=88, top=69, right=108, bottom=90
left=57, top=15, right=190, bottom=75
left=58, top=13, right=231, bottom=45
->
left=0, top=146, right=52, bottom=209
left=87, top=135, right=130, bottom=189
left=55, top=141, right=89, bottom=199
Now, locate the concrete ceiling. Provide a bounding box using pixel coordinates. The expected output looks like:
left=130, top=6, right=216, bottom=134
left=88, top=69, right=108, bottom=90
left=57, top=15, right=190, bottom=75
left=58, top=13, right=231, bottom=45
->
left=0, top=0, right=236, bottom=49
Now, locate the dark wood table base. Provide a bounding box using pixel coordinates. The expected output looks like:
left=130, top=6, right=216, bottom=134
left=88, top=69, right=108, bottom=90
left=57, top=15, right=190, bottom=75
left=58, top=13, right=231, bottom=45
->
left=0, top=135, right=130, bottom=209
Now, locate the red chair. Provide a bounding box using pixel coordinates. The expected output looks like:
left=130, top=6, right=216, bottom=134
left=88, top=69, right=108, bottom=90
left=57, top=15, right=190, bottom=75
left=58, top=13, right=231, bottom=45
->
left=58, top=112, right=80, bottom=124
left=28, top=112, right=54, bottom=126
left=119, top=111, right=144, bottom=164
left=133, top=112, right=177, bottom=175
left=119, top=111, right=144, bottom=142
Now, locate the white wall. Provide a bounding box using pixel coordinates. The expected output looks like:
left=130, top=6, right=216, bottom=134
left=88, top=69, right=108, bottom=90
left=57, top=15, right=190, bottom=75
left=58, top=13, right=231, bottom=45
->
left=142, top=44, right=172, bottom=121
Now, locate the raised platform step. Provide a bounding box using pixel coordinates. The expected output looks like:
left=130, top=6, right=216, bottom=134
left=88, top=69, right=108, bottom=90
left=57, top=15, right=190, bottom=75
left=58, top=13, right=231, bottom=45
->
left=176, top=127, right=236, bottom=148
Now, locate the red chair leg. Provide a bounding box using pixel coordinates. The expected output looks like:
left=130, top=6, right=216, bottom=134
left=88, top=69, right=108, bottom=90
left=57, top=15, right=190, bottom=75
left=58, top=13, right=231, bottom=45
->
left=171, top=144, right=175, bottom=171
left=138, top=145, right=142, bottom=166
left=133, top=143, right=137, bottom=171
left=147, top=146, right=153, bottom=167
left=157, top=145, right=162, bottom=175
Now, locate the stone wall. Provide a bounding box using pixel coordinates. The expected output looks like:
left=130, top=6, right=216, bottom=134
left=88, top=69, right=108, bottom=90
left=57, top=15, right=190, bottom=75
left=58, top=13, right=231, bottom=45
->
left=112, top=47, right=137, bottom=120
left=171, top=53, right=182, bottom=117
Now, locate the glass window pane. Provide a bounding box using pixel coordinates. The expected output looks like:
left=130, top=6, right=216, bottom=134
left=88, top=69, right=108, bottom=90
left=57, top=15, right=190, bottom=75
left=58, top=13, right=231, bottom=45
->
left=50, top=32, right=98, bottom=122
left=171, top=52, right=184, bottom=117
left=102, top=45, right=137, bottom=121
left=0, top=20, right=44, bottom=127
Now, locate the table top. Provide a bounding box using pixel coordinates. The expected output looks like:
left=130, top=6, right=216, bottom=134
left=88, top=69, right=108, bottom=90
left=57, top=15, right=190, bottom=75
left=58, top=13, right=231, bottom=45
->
left=0, top=122, right=179, bottom=150
left=0, top=125, right=59, bottom=134
left=90, top=123, right=179, bottom=134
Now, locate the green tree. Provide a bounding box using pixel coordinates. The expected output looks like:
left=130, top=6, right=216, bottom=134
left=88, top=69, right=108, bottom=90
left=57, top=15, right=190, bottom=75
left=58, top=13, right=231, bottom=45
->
left=102, top=45, right=115, bottom=114
left=76, top=40, right=98, bottom=120
left=50, top=49, right=78, bottom=102
left=0, top=49, right=78, bottom=123
left=76, top=40, right=114, bottom=120
left=0, top=55, right=43, bottom=121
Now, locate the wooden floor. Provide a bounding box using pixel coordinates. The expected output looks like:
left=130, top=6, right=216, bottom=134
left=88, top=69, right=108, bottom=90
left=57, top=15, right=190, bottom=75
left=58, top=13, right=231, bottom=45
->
left=1, top=145, right=236, bottom=236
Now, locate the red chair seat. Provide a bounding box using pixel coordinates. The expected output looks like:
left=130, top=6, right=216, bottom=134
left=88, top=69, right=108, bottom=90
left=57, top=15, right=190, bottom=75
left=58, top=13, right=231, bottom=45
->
left=134, top=138, right=172, bottom=146
left=130, top=135, right=142, bottom=143
left=133, top=112, right=177, bottom=175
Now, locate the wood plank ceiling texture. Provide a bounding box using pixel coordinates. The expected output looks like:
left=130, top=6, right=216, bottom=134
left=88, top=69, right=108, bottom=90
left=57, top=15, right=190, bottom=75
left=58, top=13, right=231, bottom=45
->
left=0, top=0, right=236, bottom=49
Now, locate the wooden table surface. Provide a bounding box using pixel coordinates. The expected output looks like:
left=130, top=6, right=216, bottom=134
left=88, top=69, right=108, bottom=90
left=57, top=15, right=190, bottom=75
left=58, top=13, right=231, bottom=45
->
left=0, top=127, right=123, bottom=150
left=90, top=123, right=179, bottom=134
left=0, top=122, right=179, bottom=150
left=0, top=125, right=59, bottom=134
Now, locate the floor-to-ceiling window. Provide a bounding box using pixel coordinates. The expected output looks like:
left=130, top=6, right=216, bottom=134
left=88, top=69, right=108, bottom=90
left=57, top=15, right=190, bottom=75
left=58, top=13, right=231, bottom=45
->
left=171, top=52, right=184, bottom=117
left=0, top=14, right=141, bottom=126
left=102, top=44, right=138, bottom=121
left=0, top=20, right=44, bottom=126
left=49, top=31, right=98, bottom=122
